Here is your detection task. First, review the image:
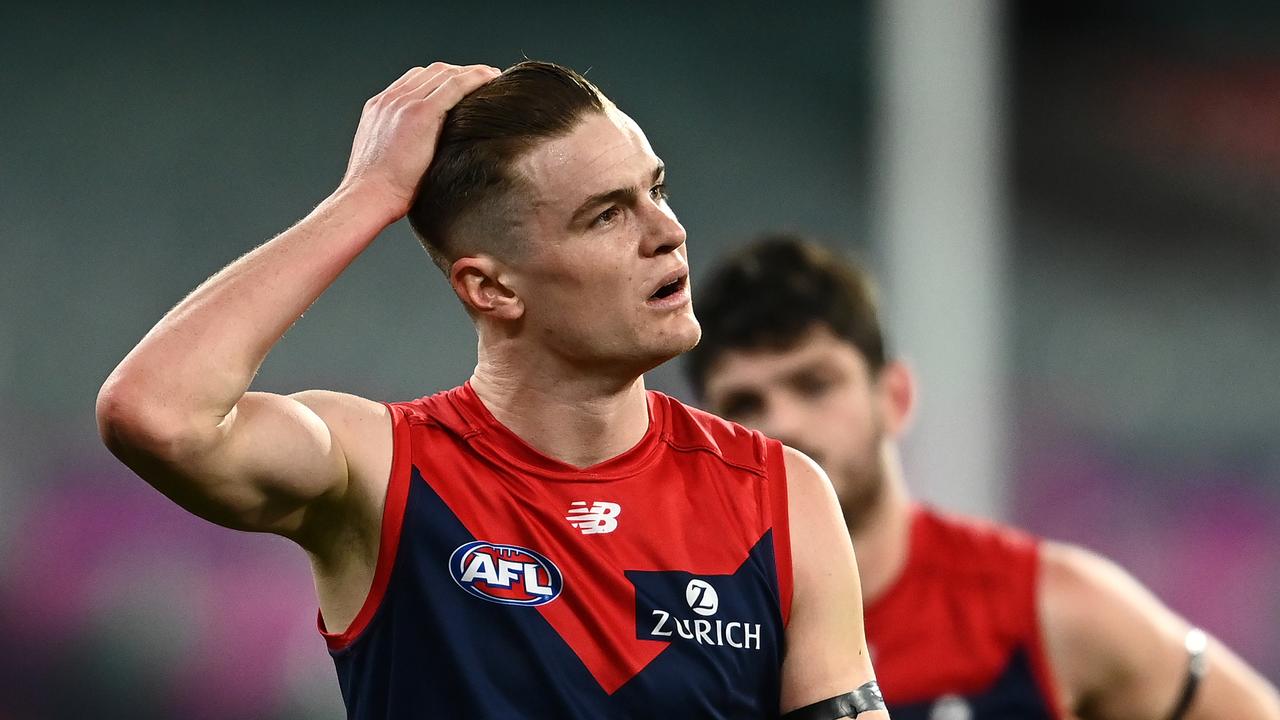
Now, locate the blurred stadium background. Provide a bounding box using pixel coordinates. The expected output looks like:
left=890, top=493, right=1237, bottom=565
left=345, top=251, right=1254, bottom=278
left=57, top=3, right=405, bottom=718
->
left=1, top=2, right=1277, bottom=718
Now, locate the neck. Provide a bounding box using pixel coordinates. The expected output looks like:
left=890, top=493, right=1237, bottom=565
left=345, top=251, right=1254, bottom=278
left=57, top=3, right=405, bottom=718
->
left=470, top=342, right=651, bottom=469
left=847, top=443, right=914, bottom=605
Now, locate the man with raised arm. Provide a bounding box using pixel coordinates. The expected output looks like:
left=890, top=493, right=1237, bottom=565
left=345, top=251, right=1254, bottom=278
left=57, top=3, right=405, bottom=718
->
left=96, top=62, right=888, bottom=719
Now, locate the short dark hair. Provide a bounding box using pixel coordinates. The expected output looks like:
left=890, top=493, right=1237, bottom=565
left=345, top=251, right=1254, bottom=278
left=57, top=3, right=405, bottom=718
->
left=407, top=60, right=608, bottom=273
left=685, top=234, right=888, bottom=399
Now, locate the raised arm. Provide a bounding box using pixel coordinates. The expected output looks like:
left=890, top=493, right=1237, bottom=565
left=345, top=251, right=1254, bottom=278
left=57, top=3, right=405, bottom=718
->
left=95, top=63, right=499, bottom=547
left=780, top=447, right=890, bottom=719
left=1040, top=542, right=1280, bottom=720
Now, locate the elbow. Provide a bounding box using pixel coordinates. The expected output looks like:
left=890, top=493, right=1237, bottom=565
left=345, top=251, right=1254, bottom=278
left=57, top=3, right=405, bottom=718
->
left=95, top=377, right=161, bottom=456
left=95, top=377, right=213, bottom=462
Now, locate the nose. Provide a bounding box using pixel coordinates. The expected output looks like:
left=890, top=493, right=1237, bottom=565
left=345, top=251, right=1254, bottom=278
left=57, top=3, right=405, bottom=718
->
left=639, top=199, right=687, bottom=257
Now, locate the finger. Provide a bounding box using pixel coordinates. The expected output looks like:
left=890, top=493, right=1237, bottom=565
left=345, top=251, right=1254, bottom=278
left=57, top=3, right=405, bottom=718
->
left=385, top=62, right=457, bottom=94
left=418, top=65, right=502, bottom=111
left=397, top=63, right=499, bottom=104
left=395, top=66, right=464, bottom=103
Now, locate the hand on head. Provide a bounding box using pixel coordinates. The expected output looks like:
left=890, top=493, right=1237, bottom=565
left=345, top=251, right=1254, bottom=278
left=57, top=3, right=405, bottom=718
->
left=340, top=62, right=501, bottom=219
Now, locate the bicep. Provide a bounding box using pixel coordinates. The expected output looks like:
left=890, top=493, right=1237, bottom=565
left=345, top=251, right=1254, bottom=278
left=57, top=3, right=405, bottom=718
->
left=778, top=446, right=885, bottom=717
left=127, top=390, right=377, bottom=539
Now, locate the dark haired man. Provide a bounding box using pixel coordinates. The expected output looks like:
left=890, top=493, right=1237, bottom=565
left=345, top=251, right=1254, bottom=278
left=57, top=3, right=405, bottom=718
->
left=97, top=63, right=887, bottom=718
left=688, top=235, right=1280, bottom=720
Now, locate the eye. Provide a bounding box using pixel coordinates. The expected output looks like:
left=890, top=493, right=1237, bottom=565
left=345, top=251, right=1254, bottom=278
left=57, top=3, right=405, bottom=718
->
left=793, top=374, right=832, bottom=399
left=650, top=182, right=669, bottom=202
left=593, top=206, right=621, bottom=226
left=718, top=392, right=762, bottom=421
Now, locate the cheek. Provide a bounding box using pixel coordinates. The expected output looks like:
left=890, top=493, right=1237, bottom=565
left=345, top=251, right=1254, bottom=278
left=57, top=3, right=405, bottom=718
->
left=543, top=272, right=635, bottom=335
left=820, top=390, right=878, bottom=444
left=536, top=257, right=619, bottom=306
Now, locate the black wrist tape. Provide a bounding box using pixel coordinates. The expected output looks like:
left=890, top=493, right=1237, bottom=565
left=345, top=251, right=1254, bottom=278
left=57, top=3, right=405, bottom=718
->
left=782, top=680, right=886, bottom=719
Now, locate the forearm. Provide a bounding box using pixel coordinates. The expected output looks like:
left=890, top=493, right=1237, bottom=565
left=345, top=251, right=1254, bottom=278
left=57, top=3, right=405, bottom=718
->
left=100, top=183, right=400, bottom=436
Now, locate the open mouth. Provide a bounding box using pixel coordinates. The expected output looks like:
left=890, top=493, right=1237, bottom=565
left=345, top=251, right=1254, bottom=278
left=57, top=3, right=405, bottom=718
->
left=649, top=274, right=687, bottom=301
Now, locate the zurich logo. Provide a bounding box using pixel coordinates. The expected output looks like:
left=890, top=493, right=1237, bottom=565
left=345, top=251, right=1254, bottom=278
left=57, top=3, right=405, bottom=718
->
left=449, top=541, right=563, bottom=606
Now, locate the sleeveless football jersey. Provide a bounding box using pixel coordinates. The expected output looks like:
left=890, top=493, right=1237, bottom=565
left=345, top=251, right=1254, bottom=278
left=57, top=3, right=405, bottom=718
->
left=864, top=506, right=1062, bottom=719
left=318, top=383, right=794, bottom=719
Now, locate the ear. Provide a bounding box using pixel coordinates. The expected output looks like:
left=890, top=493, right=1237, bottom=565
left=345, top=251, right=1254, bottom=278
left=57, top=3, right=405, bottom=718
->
left=876, top=359, right=916, bottom=438
left=449, top=256, right=524, bottom=322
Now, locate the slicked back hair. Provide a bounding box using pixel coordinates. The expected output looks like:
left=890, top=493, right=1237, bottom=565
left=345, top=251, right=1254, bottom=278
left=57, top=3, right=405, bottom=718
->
left=685, top=234, right=888, bottom=399
left=407, top=60, right=609, bottom=274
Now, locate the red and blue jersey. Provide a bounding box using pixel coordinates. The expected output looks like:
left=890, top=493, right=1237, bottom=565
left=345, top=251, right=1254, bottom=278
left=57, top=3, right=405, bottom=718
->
left=864, top=506, right=1062, bottom=719
left=319, top=383, right=794, bottom=719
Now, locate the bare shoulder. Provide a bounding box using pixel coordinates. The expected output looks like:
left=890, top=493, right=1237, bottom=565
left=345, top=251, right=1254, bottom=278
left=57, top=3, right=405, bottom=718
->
left=1039, top=541, right=1188, bottom=712
left=781, top=445, right=839, bottom=514
left=780, top=446, right=857, bottom=564
left=780, top=443, right=855, bottom=616
left=1039, top=541, right=1175, bottom=617
left=779, top=445, right=854, bottom=569
left=1041, top=543, right=1190, bottom=718
left=1040, top=541, right=1280, bottom=719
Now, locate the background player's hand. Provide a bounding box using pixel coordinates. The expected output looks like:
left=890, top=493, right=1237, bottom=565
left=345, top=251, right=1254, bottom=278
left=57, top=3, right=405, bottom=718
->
left=338, top=62, right=500, bottom=219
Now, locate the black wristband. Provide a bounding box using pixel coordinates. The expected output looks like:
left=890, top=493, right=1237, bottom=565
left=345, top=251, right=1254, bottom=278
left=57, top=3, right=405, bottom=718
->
left=782, top=681, right=886, bottom=720
left=1166, top=628, right=1208, bottom=720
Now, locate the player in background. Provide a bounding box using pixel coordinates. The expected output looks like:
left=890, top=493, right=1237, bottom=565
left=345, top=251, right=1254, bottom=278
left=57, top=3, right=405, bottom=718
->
left=687, top=234, right=1280, bottom=720
left=96, top=63, right=888, bottom=719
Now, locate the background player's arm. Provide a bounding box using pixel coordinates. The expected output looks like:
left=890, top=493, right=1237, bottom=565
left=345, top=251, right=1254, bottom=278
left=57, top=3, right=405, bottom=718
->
left=95, top=63, right=499, bottom=547
left=779, top=447, right=889, bottom=718
left=1040, top=542, right=1280, bottom=720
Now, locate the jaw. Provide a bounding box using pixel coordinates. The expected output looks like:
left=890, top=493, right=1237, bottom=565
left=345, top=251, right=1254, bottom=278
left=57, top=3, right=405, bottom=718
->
left=644, top=309, right=702, bottom=362
left=477, top=298, right=702, bottom=386
left=590, top=316, right=702, bottom=379
left=838, top=465, right=889, bottom=535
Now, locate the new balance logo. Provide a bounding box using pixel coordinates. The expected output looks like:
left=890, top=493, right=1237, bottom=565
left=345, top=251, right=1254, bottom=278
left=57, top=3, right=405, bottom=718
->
left=565, top=501, right=621, bottom=535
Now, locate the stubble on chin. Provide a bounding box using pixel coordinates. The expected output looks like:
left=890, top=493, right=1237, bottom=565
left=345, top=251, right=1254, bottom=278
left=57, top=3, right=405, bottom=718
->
left=834, top=443, right=888, bottom=535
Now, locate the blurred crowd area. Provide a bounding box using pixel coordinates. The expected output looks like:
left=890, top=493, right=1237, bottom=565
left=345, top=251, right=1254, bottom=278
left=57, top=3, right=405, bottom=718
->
left=1, top=2, right=1277, bottom=718
left=1011, top=0, right=1280, bottom=680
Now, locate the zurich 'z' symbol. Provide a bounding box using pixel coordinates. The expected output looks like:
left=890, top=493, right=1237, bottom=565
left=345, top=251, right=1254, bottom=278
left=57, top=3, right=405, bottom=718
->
left=686, top=579, right=719, bottom=616
left=566, top=501, right=621, bottom=535
left=449, top=541, right=563, bottom=606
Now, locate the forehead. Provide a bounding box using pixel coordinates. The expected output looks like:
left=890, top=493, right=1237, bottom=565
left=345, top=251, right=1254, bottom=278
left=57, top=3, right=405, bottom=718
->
left=515, top=108, right=659, bottom=207
left=704, top=326, right=869, bottom=395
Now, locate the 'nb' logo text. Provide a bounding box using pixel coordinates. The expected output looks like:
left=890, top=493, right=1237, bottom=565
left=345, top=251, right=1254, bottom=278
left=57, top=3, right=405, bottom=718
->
left=565, top=501, right=621, bottom=535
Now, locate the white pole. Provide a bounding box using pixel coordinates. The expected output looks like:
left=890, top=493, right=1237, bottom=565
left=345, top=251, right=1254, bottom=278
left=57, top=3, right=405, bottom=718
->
left=872, top=0, right=1010, bottom=519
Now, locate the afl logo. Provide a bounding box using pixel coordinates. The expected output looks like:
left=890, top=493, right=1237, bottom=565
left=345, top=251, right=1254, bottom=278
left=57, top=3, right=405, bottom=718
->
left=449, top=541, right=563, bottom=606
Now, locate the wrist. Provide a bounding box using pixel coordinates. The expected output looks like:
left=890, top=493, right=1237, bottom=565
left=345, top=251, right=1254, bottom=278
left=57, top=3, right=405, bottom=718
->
left=327, top=179, right=415, bottom=230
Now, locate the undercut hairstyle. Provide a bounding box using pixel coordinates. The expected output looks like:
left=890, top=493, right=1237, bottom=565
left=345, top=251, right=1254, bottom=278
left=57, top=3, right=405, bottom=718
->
left=407, top=60, right=609, bottom=274
left=685, top=234, right=888, bottom=399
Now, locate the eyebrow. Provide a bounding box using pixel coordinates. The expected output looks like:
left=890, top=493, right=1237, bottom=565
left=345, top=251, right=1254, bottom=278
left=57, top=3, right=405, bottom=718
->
left=712, top=359, right=835, bottom=399
left=569, top=163, right=665, bottom=226
left=783, top=360, right=836, bottom=382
